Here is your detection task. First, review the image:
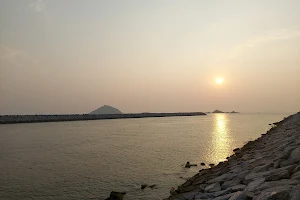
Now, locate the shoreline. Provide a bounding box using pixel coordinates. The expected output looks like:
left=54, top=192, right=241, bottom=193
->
left=165, top=112, right=300, bottom=200
left=0, top=112, right=206, bottom=124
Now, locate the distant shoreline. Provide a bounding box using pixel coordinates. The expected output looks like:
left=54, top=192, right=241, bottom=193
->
left=0, top=112, right=206, bottom=124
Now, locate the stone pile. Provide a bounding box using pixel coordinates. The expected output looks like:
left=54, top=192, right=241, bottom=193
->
left=165, top=112, right=300, bottom=200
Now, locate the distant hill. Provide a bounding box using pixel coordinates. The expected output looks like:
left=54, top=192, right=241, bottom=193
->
left=89, top=105, right=123, bottom=115
left=212, top=109, right=224, bottom=113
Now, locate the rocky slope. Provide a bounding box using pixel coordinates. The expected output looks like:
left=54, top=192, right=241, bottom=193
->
left=166, top=112, right=300, bottom=200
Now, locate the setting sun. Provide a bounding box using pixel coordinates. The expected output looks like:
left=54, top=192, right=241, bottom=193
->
left=216, top=78, right=224, bottom=84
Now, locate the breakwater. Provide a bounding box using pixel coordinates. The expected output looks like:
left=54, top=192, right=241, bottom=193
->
left=0, top=112, right=206, bottom=124
left=166, top=112, right=300, bottom=200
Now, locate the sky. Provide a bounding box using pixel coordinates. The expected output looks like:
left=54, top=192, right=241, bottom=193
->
left=0, top=0, right=300, bottom=114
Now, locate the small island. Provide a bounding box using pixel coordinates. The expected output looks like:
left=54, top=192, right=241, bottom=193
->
left=212, top=109, right=224, bottom=113
left=212, top=109, right=240, bottom=114
left=230, top=111, right=239, bottom=113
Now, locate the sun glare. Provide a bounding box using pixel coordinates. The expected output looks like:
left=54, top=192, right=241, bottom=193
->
left=216, top=78, right=224, bottom=84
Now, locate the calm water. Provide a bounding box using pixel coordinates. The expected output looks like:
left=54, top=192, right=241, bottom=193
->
left=0, top=113, right=290, bottom=200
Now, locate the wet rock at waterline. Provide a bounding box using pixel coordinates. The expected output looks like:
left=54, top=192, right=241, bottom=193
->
left=105, top=191, right=126, bottom=200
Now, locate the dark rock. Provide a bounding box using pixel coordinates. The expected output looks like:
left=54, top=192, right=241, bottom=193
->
left=290, top=184, right=300, bottom=200
left=213, top=189, right=232, bottom=197
left=284, top=146, right=298, bottom=158
left=221, top=178, right=242, bottom=190
left=205, top=182, right=221, bottom=193
left=264, top=170, right=290, bottom=181
left=248, top=157, right=272, bottom=170
left=185, top=161, right=197, bottom=168
left=141, top=184, right=147, bottom=189
left=105, top=191, right=126, bottom=200
left=185, top=164, right=191, bottom=168
left=214, top=192, right=239, bottom=200
left=209, top=163, right=215, bottom=167
left=213, top=184, right=246, bottom=198
left=201, top=162, right=206, bottom=166
left=254, top=179, right=299, bottom=192
left=292, top=164, right=300, bottom=173
left=228, top=191, right=250, bottom=200
left=218, top=161, right=225, bottom=166
left=182, top=180, right=192, bottom=188
left=280, top=159, right=298, bottom=167
left=274, top=159, right=284, bottom=168
left=244, top=164, right=296, bottom=184
left=230, top=184, right=246, bottom=192
left=247, top=178, right=265, bottom=192
left=207, top=173, right=235, bottom=184
left=170, top=187, right=177, bottom=195
left=149, top=184, right=157, bottom=189
left=192, top=177, right=207, bottom=185
left=291, top=170, right=300, bottom=180
left=236, top=171, right=249, bottom=181
left=255, top=186, right=291, bottom=200
left=194, top=192, right=214, bottom=199
left=181, top=184, right=197, bottom=193
left=252, top=162, right=273, bottom=173
left=288, top=147, right=300, bottom=162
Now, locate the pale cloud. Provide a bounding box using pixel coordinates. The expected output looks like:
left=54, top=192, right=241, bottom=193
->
left=0, top=45, right=38, bottom=66
left=29, top=0, right=46, bottom=12
left=208, top=29, right=300, bottom=68
left=245, top=29, right=300, bottom=48
left=227, top=29, right=300, bottom=60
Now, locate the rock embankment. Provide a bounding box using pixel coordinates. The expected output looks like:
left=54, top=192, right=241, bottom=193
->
left=166, top=112, right=300, bottom=200
left=0, top=112, right=206, bottom=124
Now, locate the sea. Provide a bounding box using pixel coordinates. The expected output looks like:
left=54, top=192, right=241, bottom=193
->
left=0, top=113, right=291, bottom=200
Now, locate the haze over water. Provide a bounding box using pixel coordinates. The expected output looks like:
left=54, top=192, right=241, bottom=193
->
left=0, top=113, right=290, bottom=200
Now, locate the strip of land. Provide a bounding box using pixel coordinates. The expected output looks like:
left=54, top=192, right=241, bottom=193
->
left=165, top=112, right=300, bottom=200
left=0, top=112, right=206, bottom=124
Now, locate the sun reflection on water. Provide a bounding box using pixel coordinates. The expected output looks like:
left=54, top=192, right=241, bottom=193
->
left=211, top=114, right=232, bottom=162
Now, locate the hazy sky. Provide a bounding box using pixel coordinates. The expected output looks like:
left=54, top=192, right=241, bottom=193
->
left=0, top=0, right=299, bottom=114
